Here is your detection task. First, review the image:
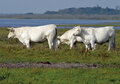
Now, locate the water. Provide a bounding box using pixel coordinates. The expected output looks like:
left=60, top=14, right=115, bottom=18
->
left=0, top=19, right=120, bottom=29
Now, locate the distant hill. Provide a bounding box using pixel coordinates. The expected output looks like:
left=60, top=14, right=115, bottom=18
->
left=44, top=6, right=120, bottom=15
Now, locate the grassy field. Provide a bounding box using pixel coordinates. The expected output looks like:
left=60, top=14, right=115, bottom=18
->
left=0, top=27, right=120, bottom=83
left=0, top=28, right=120, bottom=64
left=0, top=68, right=120, bottom=84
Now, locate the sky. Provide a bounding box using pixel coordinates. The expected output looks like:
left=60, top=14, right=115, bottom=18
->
left=0, top=0, right=120, bottom=14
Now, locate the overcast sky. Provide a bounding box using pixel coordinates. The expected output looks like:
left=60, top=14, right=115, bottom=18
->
left=0, top=0, right=120, bottom=14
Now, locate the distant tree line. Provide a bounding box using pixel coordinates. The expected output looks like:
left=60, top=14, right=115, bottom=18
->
left=44, top=6, right=120, bottom=15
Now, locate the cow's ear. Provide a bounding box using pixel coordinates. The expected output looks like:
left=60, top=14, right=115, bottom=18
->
left=11, top=28, right=15, bottom=32
left=8, top=27, right=15, bottom=32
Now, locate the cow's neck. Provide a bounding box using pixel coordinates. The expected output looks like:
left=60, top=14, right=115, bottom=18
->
left=14, top=28, right=23, bottom=37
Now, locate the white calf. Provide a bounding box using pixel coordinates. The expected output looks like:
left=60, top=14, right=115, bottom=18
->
left=57, top=26, right=81, bottom=49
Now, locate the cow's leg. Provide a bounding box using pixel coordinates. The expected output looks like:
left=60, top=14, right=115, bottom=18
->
left=91, top=44, right=95, bottom=50
left=85, top=44, right=91, bottom=51
left=94, top=43, right=97, bottom=50
left=70, top=40, right=74, bottom=49
left=85, top=45, right=89, bottom=52
left=18, top=37, right=26, bottom=45
left=47, top=37, right=53, bottom=49
left=108, top=36, right=116, bottom=51
left=70, top=36, right=76, bottom=49
left=110, top=37, right=116, bottom=50
left=90, top=41, right=95, bottom=50
left=88, top=44, right=91, bottom=50
left=24, top=39, right=30, bottom=49
left=20, top=32, right=30, bottom=48
left=108, top=40, right=112, bottom=51
left=53, top=37, right=57, bottom=50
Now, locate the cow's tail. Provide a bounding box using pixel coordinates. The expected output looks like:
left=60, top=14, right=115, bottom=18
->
left=53, top=28, right=58, bottom=50
left=113, top=33, right=116, bottom=50
left=112, top=29, right=116, bottom=50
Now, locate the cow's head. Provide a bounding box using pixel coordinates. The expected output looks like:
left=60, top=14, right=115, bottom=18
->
left=8, top=27, right=16, bottom=39
left=73, top=26, right=81, bottom=36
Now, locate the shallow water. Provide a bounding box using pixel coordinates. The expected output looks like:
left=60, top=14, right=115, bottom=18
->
left=0, top=19, right=120, bottom=29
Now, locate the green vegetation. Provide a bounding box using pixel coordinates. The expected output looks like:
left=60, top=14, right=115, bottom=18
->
left=44, top=6, right=120, bottom=15
left=0, top=28, right=120, bottom=64
left=0, top=27, right=120, bottom=83
left=0, top=68, right=120, bottom=84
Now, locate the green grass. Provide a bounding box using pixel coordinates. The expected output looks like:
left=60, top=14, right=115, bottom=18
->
left=0, top=28, right=120, bottom=64
left=0, top=68, right=120, bottom=84
left=0, top=27, right=120, bottom=84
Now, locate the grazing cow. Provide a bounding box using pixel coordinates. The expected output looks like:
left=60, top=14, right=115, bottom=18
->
left=8, top=24, right=57, bottom=50
left=57, top=26, right=81, bottom=49
left=57, top=36, right=83, bottom=47
left=77, top=26, right=116, bottom=51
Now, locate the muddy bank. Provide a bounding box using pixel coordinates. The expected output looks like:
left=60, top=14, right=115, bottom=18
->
left=0, top=62, right=98, bottom=69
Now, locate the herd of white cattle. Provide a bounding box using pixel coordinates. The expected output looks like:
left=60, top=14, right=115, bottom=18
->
left=8, top=24, right=116, bottom=51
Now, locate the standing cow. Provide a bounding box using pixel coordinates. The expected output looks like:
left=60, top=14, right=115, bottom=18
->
left=57, top=26, right=82, bottom=49
left=8, top=24, right=57, bottom=50
left=77, top=26, right=116, bottom=51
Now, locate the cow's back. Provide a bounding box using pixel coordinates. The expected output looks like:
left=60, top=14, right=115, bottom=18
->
left=80, top=26, right=115, bottom=43
left=93, top=26, right=115, bottom=43
left=17, top=24, right=56, bottom=42
left=60, top=28, right=77, bottom=40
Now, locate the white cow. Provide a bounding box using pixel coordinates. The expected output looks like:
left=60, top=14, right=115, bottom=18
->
left=8, top=24, right=57, bottom=50
left=57, top=26, right=82, bottom=49
left=77, top=26, right=116, bottom=51
left=57, top=36, right=83, bottom=47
